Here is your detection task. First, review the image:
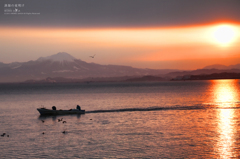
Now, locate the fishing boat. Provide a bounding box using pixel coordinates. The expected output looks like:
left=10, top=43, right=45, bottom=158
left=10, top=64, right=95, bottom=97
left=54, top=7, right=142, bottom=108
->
left=37, top=105, right=85, bottom=116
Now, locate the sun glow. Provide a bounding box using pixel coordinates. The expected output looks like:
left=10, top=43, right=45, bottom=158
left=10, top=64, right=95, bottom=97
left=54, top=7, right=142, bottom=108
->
left=212, top=24, right=238, bottom=47
left=1, top=24, right=240, bottom=67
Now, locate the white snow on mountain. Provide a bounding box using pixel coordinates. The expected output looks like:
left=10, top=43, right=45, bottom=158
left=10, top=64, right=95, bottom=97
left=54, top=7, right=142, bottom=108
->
left=53, top=70, right=74, bottom=73
left=37, top=52, right=76, bottom=62
left=11, top=65, right=22, bottom=69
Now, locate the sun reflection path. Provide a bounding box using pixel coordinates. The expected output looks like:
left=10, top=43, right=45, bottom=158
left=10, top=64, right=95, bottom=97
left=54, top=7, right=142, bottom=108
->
left=211, top=80, right=240, bottom=158
left=218, top=109, right=234, bottom=158
left=212, top=79, right=238, bottom=108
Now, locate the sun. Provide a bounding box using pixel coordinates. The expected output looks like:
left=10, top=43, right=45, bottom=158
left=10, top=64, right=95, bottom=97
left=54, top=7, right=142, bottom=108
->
left=212, top=24, right=238, bottom=47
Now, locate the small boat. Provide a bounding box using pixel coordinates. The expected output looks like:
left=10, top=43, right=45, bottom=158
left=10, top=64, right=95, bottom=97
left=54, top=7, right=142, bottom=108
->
left=37, top=106, right=85, bottom=116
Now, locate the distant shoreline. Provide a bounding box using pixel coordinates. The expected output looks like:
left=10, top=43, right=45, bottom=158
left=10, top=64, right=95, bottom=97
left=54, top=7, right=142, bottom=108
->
left=0, top=74, right=240, bottom=85
left=171, top=72, right=240, bottom=81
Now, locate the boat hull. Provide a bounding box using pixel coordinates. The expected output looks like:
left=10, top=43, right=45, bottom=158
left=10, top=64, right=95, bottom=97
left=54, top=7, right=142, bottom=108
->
left=37, top=108, right=85, bottom=116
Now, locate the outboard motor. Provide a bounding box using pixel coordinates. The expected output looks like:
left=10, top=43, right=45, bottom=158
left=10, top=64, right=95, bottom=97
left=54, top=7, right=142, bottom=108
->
left=52, top=106, right=56, bottom=110
left=77, top=105, right=81, bottom=110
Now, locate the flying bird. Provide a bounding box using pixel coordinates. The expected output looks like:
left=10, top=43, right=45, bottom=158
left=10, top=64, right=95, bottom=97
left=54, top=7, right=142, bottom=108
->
left=41, top=120, right=45, bottom=123
left=89, top=54, right=96, bottom=58
left=62, top=121, right=67, bottom=123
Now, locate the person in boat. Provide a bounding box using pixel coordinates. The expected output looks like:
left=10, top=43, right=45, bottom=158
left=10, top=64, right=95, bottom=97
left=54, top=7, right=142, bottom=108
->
left=76, top=105, right=81, bottom=110
left=52, top=106, right=56, bottom=110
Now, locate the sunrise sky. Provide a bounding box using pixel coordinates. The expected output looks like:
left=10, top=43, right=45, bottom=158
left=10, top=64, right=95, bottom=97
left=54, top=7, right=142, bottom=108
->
left=1, top=0, right=240, bottom=70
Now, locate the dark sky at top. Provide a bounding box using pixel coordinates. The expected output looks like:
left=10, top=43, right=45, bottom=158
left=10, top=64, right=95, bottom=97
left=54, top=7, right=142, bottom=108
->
left=1, top=0, right=240, bottom=28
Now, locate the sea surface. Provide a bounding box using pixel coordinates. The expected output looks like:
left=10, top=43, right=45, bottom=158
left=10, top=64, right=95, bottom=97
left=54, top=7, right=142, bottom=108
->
left=1, top=79, right=240, bottom=158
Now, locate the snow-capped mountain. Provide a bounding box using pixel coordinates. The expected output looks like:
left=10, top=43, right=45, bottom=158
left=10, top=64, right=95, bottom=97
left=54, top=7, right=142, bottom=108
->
left=37, top=52, right=76, bottom=62
left=0, top=52, right=177, bottom=83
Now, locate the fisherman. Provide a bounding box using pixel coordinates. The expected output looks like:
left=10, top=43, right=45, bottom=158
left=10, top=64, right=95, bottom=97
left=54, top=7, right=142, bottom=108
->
left=76, top=105, right=81, bottom=110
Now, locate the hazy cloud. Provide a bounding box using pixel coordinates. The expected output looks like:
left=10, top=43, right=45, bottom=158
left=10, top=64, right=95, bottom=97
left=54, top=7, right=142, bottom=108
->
left=1, top=0, right=240, bottom=28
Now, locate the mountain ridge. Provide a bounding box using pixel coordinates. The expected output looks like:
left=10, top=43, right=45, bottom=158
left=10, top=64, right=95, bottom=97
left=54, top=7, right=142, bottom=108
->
left=1, top=52, right=240, bottom=83
left=203, top=64, right=240, bottom=70
left=0, top=52, right=179, bottom=83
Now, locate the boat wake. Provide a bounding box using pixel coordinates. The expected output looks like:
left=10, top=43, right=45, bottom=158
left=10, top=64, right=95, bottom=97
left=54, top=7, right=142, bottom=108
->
left=85, top=105, right=240, bottom=114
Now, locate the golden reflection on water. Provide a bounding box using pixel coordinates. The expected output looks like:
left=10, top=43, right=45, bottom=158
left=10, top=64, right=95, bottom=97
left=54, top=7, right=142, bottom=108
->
left=211, top=79, right=239, bottom=158
left=212, top=79, right=238, bottom=107
left=218, top=109, right=235, bottom=158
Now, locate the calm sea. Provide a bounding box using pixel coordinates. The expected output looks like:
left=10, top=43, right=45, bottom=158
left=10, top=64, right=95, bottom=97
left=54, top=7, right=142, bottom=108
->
left=1, top=80, right=240, bottom=158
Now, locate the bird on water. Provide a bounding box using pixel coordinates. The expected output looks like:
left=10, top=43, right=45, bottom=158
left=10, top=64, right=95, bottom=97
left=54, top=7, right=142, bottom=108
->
left=1, top=133, right=6, bottom=137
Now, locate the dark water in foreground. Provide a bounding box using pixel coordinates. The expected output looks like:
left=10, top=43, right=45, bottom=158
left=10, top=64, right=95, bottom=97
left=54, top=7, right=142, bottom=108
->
left=1, top=80, right=240, bottom=158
